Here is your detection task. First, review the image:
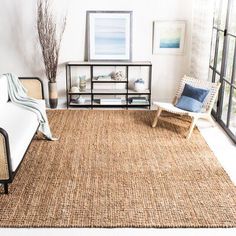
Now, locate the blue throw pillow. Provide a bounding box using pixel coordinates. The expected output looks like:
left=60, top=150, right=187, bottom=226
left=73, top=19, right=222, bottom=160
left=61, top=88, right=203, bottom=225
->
left=175, top=84, right=209, bottom=112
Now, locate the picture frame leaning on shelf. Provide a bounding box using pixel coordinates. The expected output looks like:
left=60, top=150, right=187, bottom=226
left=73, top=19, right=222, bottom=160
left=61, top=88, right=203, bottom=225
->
left=86, top=11, right=133, bottom=61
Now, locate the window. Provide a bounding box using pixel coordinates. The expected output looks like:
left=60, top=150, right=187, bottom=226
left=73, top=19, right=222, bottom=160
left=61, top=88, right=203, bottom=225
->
left=209, top=0, right=236, bottom=143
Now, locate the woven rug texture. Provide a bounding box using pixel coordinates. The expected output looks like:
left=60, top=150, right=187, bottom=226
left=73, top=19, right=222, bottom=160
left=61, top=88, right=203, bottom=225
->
left=0, top=110, right=236, bottom=228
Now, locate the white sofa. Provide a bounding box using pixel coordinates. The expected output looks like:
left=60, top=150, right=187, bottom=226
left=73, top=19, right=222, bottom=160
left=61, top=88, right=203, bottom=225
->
left=0, top=77, right=45, bottom=194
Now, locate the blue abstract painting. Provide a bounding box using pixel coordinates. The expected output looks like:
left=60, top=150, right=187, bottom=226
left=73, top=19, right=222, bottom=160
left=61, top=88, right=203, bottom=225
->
left=159, top=28, right=181, bottom=49
left=94, top=18, right=126, bottom=55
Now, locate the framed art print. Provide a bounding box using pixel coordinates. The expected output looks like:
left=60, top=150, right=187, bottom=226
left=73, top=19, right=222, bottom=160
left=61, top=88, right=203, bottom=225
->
left=153, top=21, right=186, bottom=54
left=87, top=11, right=132, bottom=61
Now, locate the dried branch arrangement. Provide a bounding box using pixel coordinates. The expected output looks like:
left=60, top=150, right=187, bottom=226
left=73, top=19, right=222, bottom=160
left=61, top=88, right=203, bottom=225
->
left=37, top=0, right=66, bottom=83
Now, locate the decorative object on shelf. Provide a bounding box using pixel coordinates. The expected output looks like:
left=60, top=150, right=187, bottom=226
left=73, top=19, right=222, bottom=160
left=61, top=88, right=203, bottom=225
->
left=153, top=21, right=186, bottom=54
left=87, top=11, right=132, bottom=61
left=70, top=96, right=79, bottom=103
left=70, top=86, right=80, bottom=102
left=37, top=0, right=67, bottom=109
left=95, top=75, right=112, bottom=80
left=71, top=86, right=80, bottom=93
left=78, top=96, right=86, bottom=104
left=79, top=75, right=87, bottom=91
left=111, top=71, right=125, bottom=81
left=70, top=96, right=89, bottom=105
left=134, top=78, right=145, bottom=92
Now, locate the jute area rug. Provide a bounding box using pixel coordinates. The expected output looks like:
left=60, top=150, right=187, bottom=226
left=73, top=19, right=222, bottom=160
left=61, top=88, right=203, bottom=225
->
left=0, top=110, right=236, bottom=228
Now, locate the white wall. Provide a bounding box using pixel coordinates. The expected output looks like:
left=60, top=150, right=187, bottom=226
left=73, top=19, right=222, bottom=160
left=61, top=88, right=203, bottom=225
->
left=0, top=0, right=193, bottom=107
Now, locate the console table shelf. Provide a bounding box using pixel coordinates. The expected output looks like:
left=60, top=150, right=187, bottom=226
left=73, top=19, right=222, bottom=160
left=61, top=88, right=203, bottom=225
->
left=66, top=61, right=152, bottom=109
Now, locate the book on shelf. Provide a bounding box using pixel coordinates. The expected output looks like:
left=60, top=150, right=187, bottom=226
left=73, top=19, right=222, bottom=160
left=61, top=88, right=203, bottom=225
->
left=131, top=101, right=149, bottom=105
left=132, top=99, right=148, bottom=102
left=100, top=98, right=123, bottom=105
left=128, top=97, right=148, bottom=104
left=129, top=96, right=147, bottom=100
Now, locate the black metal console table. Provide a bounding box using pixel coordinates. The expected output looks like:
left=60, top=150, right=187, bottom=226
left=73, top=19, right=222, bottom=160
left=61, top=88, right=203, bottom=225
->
left=66, top=61, right=152, bottom=109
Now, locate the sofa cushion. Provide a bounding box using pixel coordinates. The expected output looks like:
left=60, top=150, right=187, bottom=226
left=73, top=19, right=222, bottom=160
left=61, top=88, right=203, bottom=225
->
left=0, top=76, right=9, bottom=104
left=0, top=100, right=45, bottom=171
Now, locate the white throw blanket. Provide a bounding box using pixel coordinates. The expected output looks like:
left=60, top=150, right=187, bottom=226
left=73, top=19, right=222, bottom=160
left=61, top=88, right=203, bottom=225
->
left=1, top=73, right=57, bottom=141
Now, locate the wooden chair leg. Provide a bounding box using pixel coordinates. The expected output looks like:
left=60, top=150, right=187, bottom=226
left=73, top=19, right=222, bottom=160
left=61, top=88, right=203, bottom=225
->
left=152, top=108, right=162, bottom=128
left=186, top=117, right=198, bottom=139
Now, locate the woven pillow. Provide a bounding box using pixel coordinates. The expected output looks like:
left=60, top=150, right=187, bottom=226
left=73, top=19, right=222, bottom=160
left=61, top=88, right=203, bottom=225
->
left=175, top=83, right=209, bottom=112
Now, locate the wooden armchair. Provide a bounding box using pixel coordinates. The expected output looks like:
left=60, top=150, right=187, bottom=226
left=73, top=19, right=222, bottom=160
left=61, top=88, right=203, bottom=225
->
left=152, top=75, right=221, bottom=139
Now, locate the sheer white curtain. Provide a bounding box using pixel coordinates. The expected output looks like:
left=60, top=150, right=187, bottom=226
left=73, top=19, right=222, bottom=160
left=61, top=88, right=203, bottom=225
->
left=190, top=0, right=215, bottom=81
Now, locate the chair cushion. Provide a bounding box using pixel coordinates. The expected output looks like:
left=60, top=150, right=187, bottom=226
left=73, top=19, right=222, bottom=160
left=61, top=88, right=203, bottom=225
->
left=0, top=76, right=9, bottom=104
left=0, top=100, right=45, bottom=171
left=175, top=84, right=209, bottom=112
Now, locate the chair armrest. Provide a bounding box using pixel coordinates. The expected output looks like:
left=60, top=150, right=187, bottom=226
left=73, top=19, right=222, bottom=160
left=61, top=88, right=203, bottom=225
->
left=0, top=128, right=11, bottom=181
left=19, top=77, right=44, bottom=100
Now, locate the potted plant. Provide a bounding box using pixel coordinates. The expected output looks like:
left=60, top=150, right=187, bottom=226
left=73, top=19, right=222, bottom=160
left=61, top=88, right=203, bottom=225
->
left=37, top=0, right=66, bottom=108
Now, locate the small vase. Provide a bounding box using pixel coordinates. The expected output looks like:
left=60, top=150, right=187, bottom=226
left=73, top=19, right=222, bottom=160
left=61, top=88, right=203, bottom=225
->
left=134, top=79, right=145, bottom=92
left=48, top=82, right=58, bottom=109
left=79, top=75, right=86, bottom=92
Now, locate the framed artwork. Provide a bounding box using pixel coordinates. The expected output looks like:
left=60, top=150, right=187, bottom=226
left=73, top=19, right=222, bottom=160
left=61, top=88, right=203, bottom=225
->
left=153, top=21, right=186, bottom=54
left=87, top=11, right=132, bottom=61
